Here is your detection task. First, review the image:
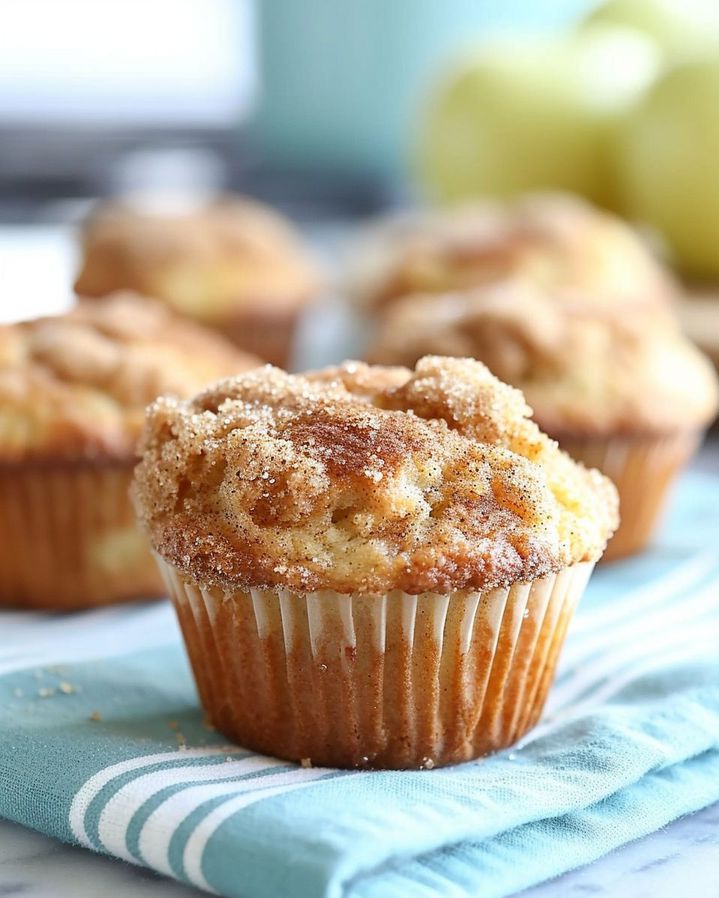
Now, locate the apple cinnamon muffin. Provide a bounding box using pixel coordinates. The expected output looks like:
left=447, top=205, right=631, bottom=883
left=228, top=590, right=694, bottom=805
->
left=369, top=283, right=718, bottom=560
left=133, top=356, right=618, bottom=769
left=0, top=292, right=259, bottom=609
left=353, top=193, right=676, bottom=315
left=74, top=196, right=320, bottom=367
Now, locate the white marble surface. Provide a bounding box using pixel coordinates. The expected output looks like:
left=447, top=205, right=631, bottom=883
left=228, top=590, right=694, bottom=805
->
left=1, top=801, right=718, bottom=898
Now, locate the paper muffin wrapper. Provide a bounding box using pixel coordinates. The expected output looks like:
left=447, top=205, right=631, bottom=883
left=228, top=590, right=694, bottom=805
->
left=0, top=461, right=163, bottom=610
left=217, top=305, right=304, bottom=369
left=159, top=559, right=594, bottom=769
left=558, top=431, right=701, bottom=562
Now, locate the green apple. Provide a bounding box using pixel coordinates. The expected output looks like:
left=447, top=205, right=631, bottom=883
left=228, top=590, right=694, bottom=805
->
left=582, top=0, right=719, bottom=61
left=616, top=57, right=719, bottom=278
left=418, top=26, right=660, bottom=208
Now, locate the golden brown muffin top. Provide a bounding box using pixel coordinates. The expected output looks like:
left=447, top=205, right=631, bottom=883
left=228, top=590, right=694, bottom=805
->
left=0, top=292, right=260, bottom=462
left=354, top=193, right=676, bottom=312
left=368, top=282, right=719, bottom=437
left=133, top=356, right=618, bottom=596
left=74, top=196, right=320, bottom=320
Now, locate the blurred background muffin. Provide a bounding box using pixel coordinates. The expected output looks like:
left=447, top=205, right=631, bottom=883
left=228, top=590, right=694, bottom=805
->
left=369, top=281, right=718, bottom=559
left=356, top=185, right=715, bottom=562
left=0, top=292, right=259, bottom=609
left=74, top=196, right=321, bottom=368
left=351, top=194, right=677, bottom=315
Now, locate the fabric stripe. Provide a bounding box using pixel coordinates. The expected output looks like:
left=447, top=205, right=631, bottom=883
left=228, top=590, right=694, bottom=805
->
left=550, top=580, right=719, bottom=712
left=569, top=552, right=716, bottom=637
left=559, top=557, right=719, bottom=670
left=556, top=634, right=719, bottom=722
left=98, top=756, right=286, bottom=861
left=69, top=749, right=237, bottom=847
left=182, top=770, right=343, bottom=891
left=143, top=767, right=340, bottom=880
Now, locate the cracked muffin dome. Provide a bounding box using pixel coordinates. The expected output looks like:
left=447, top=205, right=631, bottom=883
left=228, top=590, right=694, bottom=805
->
left=74, top=196, right=320, bottom=320
left=368, top=282, right=719, bottom=437
left=0, top=292, right=261, bottom=461
left=133, top=356, right=618, bottom=596
left=354, top=193, right=676, bottom=313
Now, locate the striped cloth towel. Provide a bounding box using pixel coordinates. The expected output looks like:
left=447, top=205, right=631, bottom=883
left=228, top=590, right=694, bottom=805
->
left=1, top=471, right=718, bottom=898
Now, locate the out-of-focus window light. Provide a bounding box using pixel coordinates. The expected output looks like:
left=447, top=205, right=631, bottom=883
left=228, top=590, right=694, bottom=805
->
left=0, top=0, right=256, bottom=126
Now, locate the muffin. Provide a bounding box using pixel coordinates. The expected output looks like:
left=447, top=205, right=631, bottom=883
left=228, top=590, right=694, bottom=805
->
left=0, top=292, right=259, bottom=610
left=353, top=193, right=676, bottom=314
left=369, top=283, right=718, bottom=560
left=133, top=356, right=617, bottom=769
left=74, top=196, right=320, bottom=368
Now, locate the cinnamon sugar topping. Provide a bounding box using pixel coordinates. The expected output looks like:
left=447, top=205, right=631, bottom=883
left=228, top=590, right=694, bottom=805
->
left=0, top=292, right=260, bottom=460
left=74, top=197, right=320, bottom=319
left=133, top=357, right=618, bottom=595
left=354, top=193, right=676, bottom=313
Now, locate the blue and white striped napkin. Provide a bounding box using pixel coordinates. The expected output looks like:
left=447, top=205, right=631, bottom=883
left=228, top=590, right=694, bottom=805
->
left=1, top=471, right=718, bottom=898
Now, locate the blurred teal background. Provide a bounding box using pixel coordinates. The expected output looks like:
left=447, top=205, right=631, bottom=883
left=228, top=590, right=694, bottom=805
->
left=254, top=0, right=596, bottom=179
left=2, top=0, right=715, bottom=227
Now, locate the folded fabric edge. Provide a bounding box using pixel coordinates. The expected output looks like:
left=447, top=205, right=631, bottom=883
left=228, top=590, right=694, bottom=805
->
left=342, top=747, right=719, bottom=898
